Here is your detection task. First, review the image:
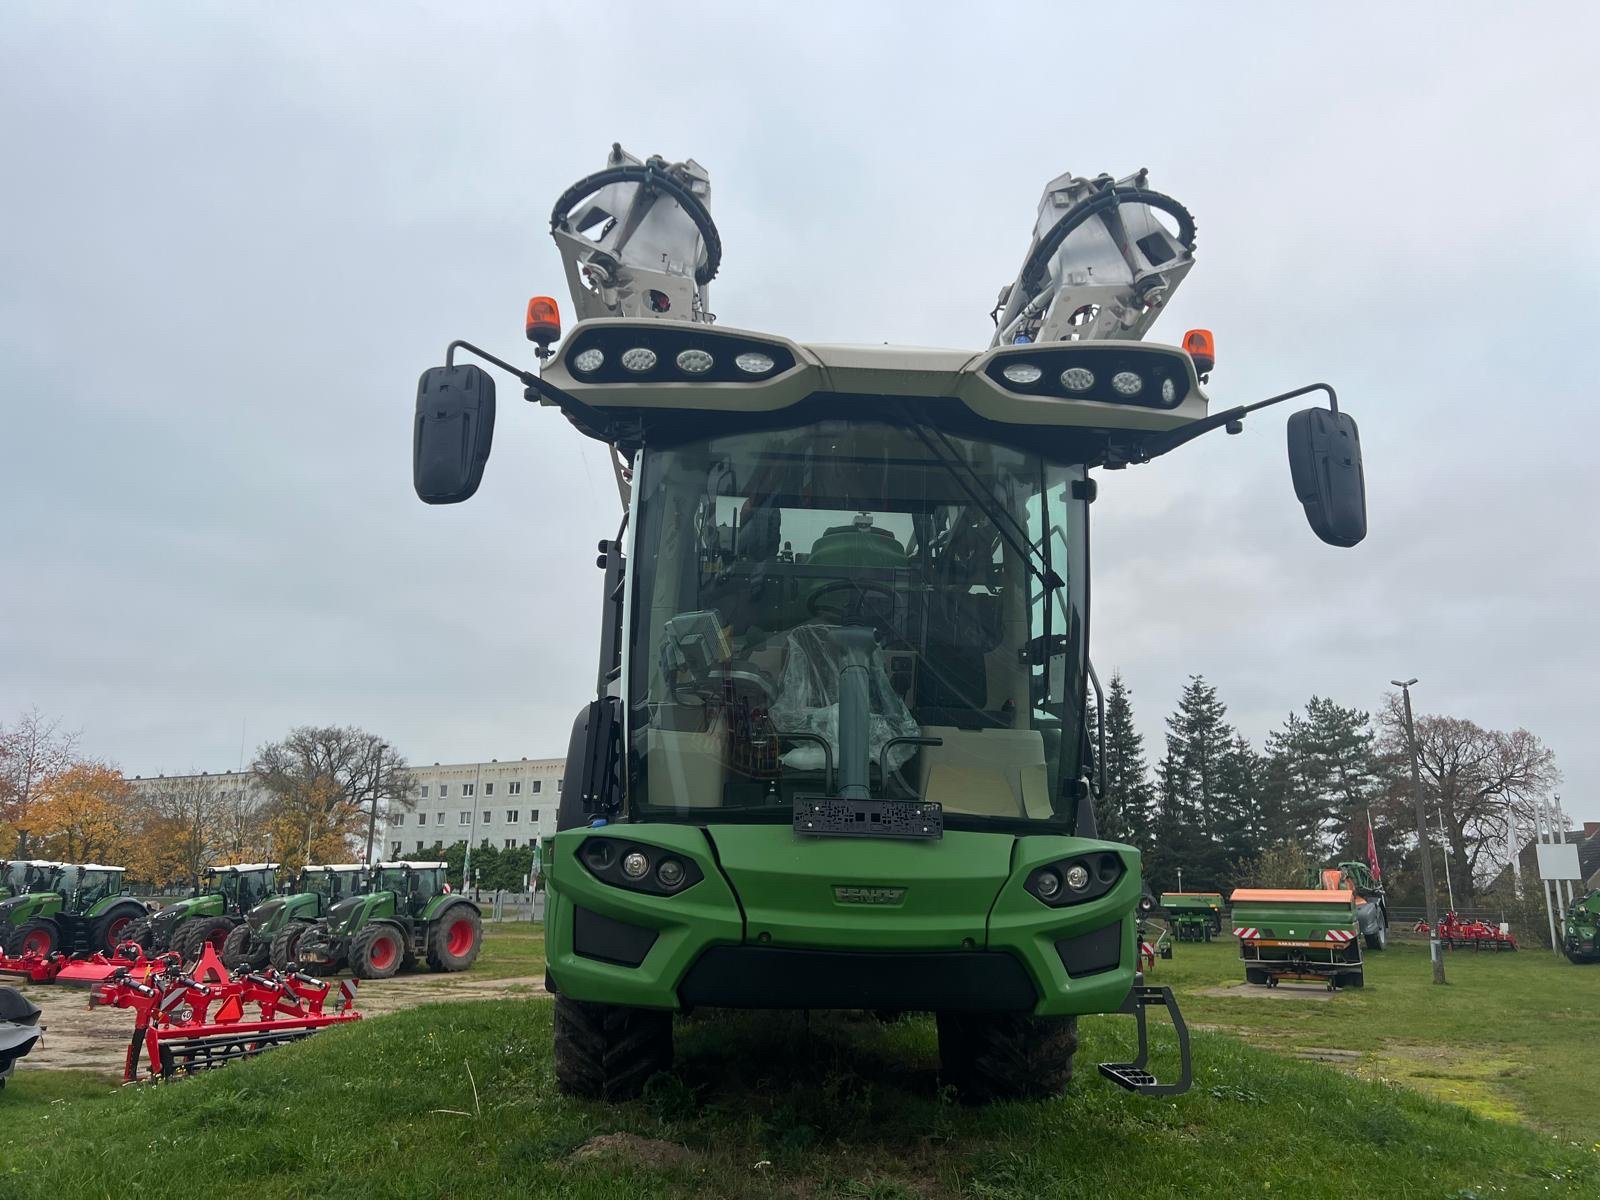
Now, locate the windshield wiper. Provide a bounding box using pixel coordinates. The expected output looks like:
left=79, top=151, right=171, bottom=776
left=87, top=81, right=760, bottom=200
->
left=899, top=408, right=1064, bottom=592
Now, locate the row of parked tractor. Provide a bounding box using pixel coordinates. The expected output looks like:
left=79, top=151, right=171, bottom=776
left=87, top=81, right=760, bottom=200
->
left=0, top=857, right=483, bottom=982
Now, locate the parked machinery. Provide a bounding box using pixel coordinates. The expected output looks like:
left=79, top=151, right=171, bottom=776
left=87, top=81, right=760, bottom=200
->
left=1312, top=862, right=1388, bottom=950
left=294, top=862, right=482, bottom=979
left=1564, top=890, right=1600, bottom=964
left=120, top=864, right=279, bottom=960
left=1160, top=892, right=1223, bottom=942
left=222, top=864, right=369, bottom=972
left=0, top=987, right=42, bottom=1089
left=1231, top=887, right=1364, bottom=990
left=0, top=863, right=148, bottom=958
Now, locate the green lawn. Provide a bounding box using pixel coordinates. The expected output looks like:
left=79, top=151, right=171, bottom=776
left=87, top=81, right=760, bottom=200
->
left=465, top=920, right=544, bottom=981
left=2, top=924, right=1597, bottom=1199
left=1146, top=933, right=1600, bottom=1140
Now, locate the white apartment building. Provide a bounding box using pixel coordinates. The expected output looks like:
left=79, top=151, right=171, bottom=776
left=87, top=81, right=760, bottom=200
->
left=387, top=757, right=566, bottom=859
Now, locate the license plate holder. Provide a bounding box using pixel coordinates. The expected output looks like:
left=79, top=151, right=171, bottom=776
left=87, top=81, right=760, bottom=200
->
left=793, top=795, right=943, bottom=840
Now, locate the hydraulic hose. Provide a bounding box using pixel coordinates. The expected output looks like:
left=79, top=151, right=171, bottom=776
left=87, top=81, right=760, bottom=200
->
left=1017, top=186, right=1197, bottom=298
left=550, top=163, right=723, bottom=285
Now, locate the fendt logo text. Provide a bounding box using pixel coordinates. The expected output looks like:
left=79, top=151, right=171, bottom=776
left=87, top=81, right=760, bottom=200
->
left=833, top=886, right=906, bottom=906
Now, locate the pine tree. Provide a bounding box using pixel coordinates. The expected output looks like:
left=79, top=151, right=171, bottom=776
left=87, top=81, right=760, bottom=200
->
left=1100, top=673, right=1155, bottom=848
left=1162, top=675, right=1233, bottom=836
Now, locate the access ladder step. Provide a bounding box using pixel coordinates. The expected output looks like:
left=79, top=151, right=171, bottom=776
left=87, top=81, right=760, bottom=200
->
left=1098, top=1064, right=1158, bottom=1092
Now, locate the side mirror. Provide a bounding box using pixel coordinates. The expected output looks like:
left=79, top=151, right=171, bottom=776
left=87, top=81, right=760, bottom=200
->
left=413, top=364, right=495, bottom=504
left=1286, top=407, right=1366, bottom=547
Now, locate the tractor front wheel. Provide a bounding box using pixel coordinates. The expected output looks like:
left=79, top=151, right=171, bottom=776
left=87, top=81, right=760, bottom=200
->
left=174, top=917, right=234, bottom=965
left=90, top=908, right=142, bottom=955
left=553, top=994, right=673, bottom=1100
left=117, top=916, right=155, bottom=952
left=222, top=924, right=269, bottom=971
left=269, top=921, right=312, bottom=972
left=350, top=924, right=405, bottom=979
left=6, top=919, right=58, bottom=958
left=426, top=907, right=483, bottom=973
left=935, top=1011, right=1077, bottom=1104
left=1364, top=926, right=1388, bottom=952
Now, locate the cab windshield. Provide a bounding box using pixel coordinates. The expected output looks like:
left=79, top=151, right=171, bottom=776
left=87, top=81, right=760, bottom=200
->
left=626, top=418, right=1089, bottom=829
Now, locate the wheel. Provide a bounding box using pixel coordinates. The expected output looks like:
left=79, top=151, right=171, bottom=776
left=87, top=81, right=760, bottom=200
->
left=553, top=993, right=673, bottom=1100
left=174, top=917, right=234, bottom=965
left=5, top=919, right=58, bottom=958
left=349, top=923, right=405, bottom=980
left=935, top=1011, right=1077, bottom=1104
left=222, top=923, right=268, bottom=971
left=425, top=906, right=482, bottom=973
left=269, top=921, right=311, bottom=972
left=1364, top=926, right=1388, bottom=952
left=1245, top=967, right=1268, bottom=985
left=90, top=907, right=143, bottom=955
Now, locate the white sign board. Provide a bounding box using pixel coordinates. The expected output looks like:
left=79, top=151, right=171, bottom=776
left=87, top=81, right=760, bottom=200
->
left=1536, top=842, right=1583, bottom=881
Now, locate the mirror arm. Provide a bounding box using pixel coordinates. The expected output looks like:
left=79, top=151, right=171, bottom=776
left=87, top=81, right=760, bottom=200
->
left=443, top=338, right=622, bottom=443
left=1131, top=382, right=1339, bottom=463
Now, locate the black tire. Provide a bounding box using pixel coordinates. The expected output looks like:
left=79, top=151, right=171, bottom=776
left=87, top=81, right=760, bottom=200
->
left=935, top=1011, right=1078, bottom=1104
left=553, top=994, right=673, bottom=1100
left=1364, top=926, right=1388, bottom=952
left=5, top=919, right=58, bottom=958
left=89, top=905, right=146, bottom=955
left=349, top=923, right=405, bottom=980
left=425, top=905, right=482, bottom=972
left=222, top=923, right=269, bottom=971
left=1245, top=967, right=1269, bottom=985
left=269, top=921, right=311, bottom=972
left=174, top=917, right=234, bottom=965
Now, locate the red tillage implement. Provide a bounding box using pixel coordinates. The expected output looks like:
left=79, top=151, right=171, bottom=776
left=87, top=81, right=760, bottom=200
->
left=90, top=942, right=361, bottom=1081
left=1414, top=911, right=1518, bottom=951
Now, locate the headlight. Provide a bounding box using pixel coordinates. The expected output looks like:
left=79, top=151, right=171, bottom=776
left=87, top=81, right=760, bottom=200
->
left=562, top=329, right=796, bottom=385
left=1060, top=367, right=1095, bottom=392
left=735, top=351, right=775, bottom=375
left=620, top=347, right=658, bottom=372
left=1110, top=371, right=1143, bottom=396
left=572, top=348, right=605, bottom=373
left=675, top=349, right=715, bottom=374
left=579, top=838, right=703, bottom=898
left=1025, top=852, right=1125, bottom=908
left=1002, top=362, right=1043, bottom=385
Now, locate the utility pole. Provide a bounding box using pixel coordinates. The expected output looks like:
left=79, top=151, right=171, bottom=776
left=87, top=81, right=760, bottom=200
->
left=463, top=761, right=483, bottom=892
left=364, top=742, right=385, bottom=865
left=1393, top=678, right=1445, bottom=985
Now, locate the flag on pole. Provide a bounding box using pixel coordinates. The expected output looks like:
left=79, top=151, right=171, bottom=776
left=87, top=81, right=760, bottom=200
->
left=1366, top=809, right=1383, bottom=882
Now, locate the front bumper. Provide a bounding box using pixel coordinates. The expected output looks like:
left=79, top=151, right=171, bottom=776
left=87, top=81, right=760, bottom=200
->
left=545, top=825, right=1140, bottom=1018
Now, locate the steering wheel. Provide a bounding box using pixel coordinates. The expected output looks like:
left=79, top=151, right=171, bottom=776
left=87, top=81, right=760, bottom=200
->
left=807, top=579, right=898, bottom=632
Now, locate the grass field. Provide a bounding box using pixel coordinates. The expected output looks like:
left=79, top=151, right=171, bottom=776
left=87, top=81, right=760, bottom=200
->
left=2, top=928, right=1596, bottom=1198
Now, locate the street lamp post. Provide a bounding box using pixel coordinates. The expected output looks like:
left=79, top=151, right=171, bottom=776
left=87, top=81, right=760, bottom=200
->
left=364, top=742, right=386, bottom=865
left=1393, top=678, right=1445, bottom=985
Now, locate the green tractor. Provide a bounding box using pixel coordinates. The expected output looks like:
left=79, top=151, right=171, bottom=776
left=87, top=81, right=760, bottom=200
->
left=0, top=863, right=149, bottom=957
left=121, top=863, right=279, bottom=960
left=1160, top=893, right=1223, bottom=942
left=221, top=863, right=370, bottom=972
left=1564, top=889, right=1600, bottom=964
left=294, top=862, right=483, bottom=979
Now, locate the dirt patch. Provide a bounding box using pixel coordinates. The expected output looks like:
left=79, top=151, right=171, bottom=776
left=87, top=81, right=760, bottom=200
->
left=10, top=969, right=546, bottom=1077
left=1193, top=984, right=1335, bottom=1001
left=570, top=1132, right=696, bottom=1170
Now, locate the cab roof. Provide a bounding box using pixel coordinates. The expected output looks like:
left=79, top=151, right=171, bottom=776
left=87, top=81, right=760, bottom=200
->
left=205, top=862, right=280, bottom=873
left=539, top=319, right=1210, bottom=437
left=305, top=863, right=366, bottom=872
left=375, top=860, right=446, bottom=870
left=76, top=864, right=126, bottom=873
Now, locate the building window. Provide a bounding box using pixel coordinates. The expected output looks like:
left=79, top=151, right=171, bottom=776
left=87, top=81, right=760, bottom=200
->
left=391, top=812, right=404, bottom=826
left=418, top=812, right=427, bottom=826
left=557, top=779, right=564, bottom=793
left=484, top=782, right=494, bottom=796
left=390, top=842, right=401, bottom=856
left=436, top=812, right=444, bottom=825
left=459, top=811, right=471, bottom=826
left=506, top=810, right=519, bottom=824
left=415, top=840, right=424, bottom=851
left=504, top=839, right=517, bottom=849
left=530, top=780, right=542, bottom=794
left=530, top=809, right=540, bottom=823
left=463, top=783, right=474, bottom=798
left=439, top=784, right=448, bottom=798
left=420, top=784, right=430, bottom=798
left=509, top=781, right=521, bottom=795
left=481, top=811, right=494, bottom=824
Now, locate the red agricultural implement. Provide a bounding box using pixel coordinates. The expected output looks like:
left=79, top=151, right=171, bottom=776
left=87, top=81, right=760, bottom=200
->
left=0, top=941, right=170, bottom=986
left=1413, top=912, right=1518, bottom=951
left=90, top=942, right=362, bottom=1081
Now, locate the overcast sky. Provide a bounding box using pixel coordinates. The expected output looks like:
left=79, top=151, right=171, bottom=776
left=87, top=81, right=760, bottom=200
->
left=3, top=4, right=1597, bottom=821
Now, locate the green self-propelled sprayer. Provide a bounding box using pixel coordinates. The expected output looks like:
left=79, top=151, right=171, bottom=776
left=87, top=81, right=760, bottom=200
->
left=410, top=147, right=1369, bottom=1102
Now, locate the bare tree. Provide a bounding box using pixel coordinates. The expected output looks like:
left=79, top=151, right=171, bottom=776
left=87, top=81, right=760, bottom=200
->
left=251, top=726, right=416, bottom=863
left=138, top=774, right=228, bottom=890
left=1377, top=697, right=1560, bottom=901
left=0, top=707, right=80, bottom=854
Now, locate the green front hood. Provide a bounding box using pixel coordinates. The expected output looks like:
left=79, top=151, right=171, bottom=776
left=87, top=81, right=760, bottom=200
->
left=0, top=893, right=60, bottom=930
left=248, top=895, right=316, bottom=934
